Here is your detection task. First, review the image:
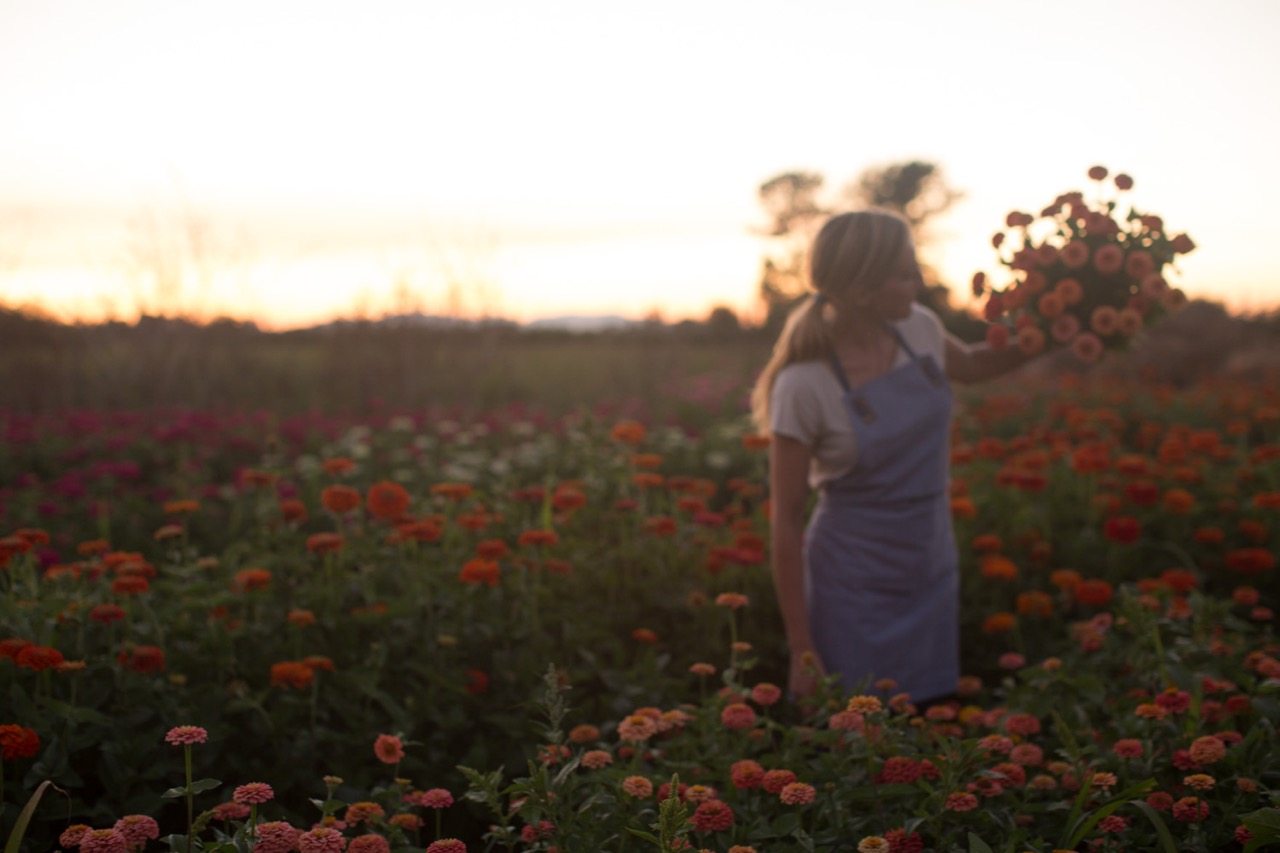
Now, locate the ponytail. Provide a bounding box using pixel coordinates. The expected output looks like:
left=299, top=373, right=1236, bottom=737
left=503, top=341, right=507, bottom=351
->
left=750, top=294, right=832, bottom=432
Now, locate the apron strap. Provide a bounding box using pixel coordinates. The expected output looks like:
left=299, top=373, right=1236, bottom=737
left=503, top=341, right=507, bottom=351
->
left=827, top=323, right=918, bottom=388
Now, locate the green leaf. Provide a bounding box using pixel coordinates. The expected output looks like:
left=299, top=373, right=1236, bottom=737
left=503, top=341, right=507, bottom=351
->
left=967, top=833, right=995, bottom=853
left=161, top=785, right=188, bottom=799
left=768, top=812, right=801, bottom=837
left=4, top=780, right=55, bottom=853
left=626, top=827, right=660, bottom=844
left=1066, top=780, right=1156, bottom=848
left=1243, top=807, right=1280, bottom=852
left=1130, top=800, right=1179, bottom=853
left=190, top=778, right=222, bottom=794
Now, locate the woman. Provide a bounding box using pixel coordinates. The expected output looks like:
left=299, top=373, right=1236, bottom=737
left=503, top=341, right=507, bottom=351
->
left=751, top=209, right=1030, bottom=704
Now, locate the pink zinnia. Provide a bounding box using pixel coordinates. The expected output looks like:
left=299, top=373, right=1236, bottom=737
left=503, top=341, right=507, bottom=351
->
left=1009, top=744, right=1043, bottom=766
left=1113, top=738, right=1144, bottom=758
left=213, top=801, right=252, bottom=821
left=691, top=800, right=734, bottom=833
left=750, top=682, right=782, bottom=707
left=426, top=840, right=468, bottom=853
left=374, top=733, right=404, bottom=764
left=297, top=826, right=346, bottom=853
left=1188, top=735, right=1226, bottom=765
left=164, top=725, right=209, bottom=746
left=59, top=825, right=91, bottom=848
left=233, top=782, right=275, bottom=805
left=113, top=815, right=159, bottom=848
left=420, top=787, right=454, bottom=808
left=779, top=782, right=816, bottom=805
left=720, top=702, right=757, bottom=730
left=761, top=769, right=797, bottom=794
left=253, top=821, right=301, bottom=853
left=945, top=792, right=979, bottom=812
left=348, top=835, right=391, bottom=853
left=730, top=759, right=765, bottom=789
left=79, top=829, right=129, bottom=853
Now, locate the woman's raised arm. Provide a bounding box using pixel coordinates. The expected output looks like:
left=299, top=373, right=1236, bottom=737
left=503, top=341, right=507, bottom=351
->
left=944, top=332, right=1032, bottom=384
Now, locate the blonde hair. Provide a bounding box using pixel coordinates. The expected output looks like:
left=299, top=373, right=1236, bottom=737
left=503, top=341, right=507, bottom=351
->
left=750, top=209, right=913, bottom=431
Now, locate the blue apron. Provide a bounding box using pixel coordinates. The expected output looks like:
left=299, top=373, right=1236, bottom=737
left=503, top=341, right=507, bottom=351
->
left=803, top=324, right=958, bottom=703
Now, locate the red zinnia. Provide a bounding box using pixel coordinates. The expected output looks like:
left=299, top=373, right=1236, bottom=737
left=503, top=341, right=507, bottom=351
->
left=118, top=645, right=165, bottom=673
left=690, top=799, right=734, bottom=833
left=1103, top=515, right=1141, bottom=544
left=1074, top=579, right=1113, bottom=607
left=320, top=484, right=361, bottom=515
left=0, top=724, right=40, bottom=760
left=367, top=481, right=411, bottom=521
left=15, top=644, right=65, bottom=671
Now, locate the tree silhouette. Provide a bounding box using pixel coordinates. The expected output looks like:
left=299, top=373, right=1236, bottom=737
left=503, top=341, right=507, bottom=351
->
left=755, top=160, right=984, bottom=339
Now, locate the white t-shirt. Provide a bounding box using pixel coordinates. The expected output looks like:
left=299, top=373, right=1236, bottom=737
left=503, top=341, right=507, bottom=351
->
left=769, top=302, right=948, bottom=488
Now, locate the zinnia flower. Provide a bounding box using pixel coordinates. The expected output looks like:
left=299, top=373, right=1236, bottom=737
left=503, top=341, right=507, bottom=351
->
left=0, top=724, right=41, bottom=760
left=254, top=822, right=302, bottom=853
left=618, top=714, right=658, bottom=742
left=720, top=702, right=757, bottom=730
left=374, top=733, right=405, bottom=764
left=690, top=800, right=734, bottom=833
left=233, top=782, right=275, bottom=804
left=621, top=775, right=653, bottom=798
left=944, top=792, right=979, bottom=812
left=347, top=836, right=391, bottom=853
left=59, top=825, right=91, bottom=848
left=857, top=837, right=890, bottom=853
left=320, top=484, right=361, bottom=515
left=113, top=815, right=159, bottom=849
left=1171, top=796, right=1209, bottom=823
left=164, top=725, right=208, bottom=746
left=730, top=759, right=765, bottom=789
left=714, top=592, right=749, bottom=609
left=78, top=828, right=129, bottom=853
left=297, top=826, right=346, bottom=853
left=750, top=682, right=782, bottom=707
left=581, top=749, right=612, bottom=769
left=425, top=841, right=467, bottom=853
left=344, top=801, right=386, bottom=823
left=1187, top=735, right=1226, bottom=765
left=366, top=481, right=411, bottom=520
left=779, top=782, right=816, bottom=805
left=761, top=769, right=797, bottom=794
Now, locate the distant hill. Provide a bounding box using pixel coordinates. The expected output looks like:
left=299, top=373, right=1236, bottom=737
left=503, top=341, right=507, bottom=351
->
left=522, top=314, right=640, bottom=332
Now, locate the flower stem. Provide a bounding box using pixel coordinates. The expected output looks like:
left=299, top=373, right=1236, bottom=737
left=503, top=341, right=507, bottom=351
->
left=184, top=744, right=194, bottom=853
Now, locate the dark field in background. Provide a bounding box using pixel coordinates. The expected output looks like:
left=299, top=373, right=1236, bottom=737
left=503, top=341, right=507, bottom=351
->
left=2, top=301, right=1279, bottom=418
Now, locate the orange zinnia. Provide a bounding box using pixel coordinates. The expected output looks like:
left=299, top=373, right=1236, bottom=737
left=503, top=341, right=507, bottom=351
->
left=306, top=532, right=344, bottom=554
left=980, top=554, right=1018, bottom=581
left=981, top=612, right=1016, bottom=634
left=367, top=481, right=411, bottom=521
left=1015, top=590, right=1054, bottom=617
left=517, top=529, right=558, bottom=548
left=610, top=420, right=647, bottom=445
left=270, top=660, right=315, bottom=689
left=430, top=482, right=474, bottom=501
left=321, top=485, right=361, bottom=515
left=1074, top=578, right=1114, bottom=607
left=458, top=559, right=500, bottom=587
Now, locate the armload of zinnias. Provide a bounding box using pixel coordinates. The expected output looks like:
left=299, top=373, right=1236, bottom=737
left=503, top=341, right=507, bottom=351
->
left=976, top=166, right=1196, bottom=362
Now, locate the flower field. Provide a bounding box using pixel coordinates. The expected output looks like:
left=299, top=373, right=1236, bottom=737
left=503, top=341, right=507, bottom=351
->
left=2, top=372, right=1279, bottom=852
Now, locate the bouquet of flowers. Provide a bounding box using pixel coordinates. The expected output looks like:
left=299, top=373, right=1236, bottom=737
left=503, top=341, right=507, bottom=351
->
left=975, top=165, right=1195, bottom=362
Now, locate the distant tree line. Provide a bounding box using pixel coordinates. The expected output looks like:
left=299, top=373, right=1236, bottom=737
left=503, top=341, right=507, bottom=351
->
left=751, top=160, right=987, bottom=341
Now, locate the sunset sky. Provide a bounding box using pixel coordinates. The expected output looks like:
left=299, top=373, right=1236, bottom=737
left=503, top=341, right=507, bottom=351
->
left=1, top=0, right=1278, bottom=328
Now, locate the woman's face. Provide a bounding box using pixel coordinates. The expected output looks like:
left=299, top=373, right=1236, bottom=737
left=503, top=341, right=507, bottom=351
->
left=865, top=246, right=921, bottom=322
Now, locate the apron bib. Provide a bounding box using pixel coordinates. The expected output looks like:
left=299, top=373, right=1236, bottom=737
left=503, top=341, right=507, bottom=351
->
left=803, top=324, right=959, bottom=703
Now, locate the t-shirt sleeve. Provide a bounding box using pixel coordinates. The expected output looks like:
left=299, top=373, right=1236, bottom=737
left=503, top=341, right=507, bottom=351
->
left=769, top=367, right=822, bottom=445
left=912, top=302, right=948, bottom=369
